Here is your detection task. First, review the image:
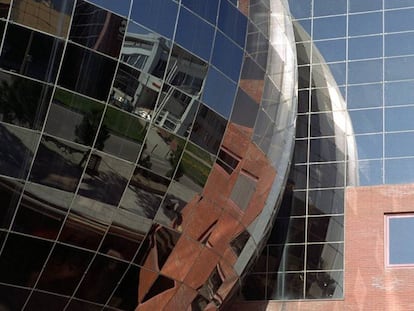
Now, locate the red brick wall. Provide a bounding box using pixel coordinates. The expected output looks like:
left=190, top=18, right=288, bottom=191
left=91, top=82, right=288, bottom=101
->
left=230, top=184, right=414, bottom=311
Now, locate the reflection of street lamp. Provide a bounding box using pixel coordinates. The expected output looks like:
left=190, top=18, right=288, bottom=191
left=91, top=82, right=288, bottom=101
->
left=20, top=31, right=34, bottom=75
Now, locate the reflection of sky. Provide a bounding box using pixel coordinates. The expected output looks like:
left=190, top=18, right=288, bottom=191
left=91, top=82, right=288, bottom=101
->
left=389, top=216, right=414, bottom=265
left=85, top=0, right=131, bottom=16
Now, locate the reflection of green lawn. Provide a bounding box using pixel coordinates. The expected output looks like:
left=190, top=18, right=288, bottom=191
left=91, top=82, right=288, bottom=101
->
left=181, top=152, right=211, bottom=187
left=185, top=142, right=214, bottom=165
left=54, top=89, right=146, bottom=142
left=103, top=107, right=146, bottom=142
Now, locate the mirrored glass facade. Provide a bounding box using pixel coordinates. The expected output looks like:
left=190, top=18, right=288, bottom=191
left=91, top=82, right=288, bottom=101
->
left=0, top=0, right=297, bottom=310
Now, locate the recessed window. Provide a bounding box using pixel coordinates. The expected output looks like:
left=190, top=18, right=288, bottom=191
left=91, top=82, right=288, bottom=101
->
left=386, top=214, right=414, bottom=266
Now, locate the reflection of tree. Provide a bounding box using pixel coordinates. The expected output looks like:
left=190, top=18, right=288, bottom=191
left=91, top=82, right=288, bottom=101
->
left=75, top=109, right=109, bottom=166
left=0, top=77, right=49, bottom=129
left=75, top=109, right=109, bottom=147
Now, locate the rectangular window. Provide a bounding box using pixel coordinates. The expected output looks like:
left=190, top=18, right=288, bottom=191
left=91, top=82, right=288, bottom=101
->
left=386, top=214, right=414, bottom=267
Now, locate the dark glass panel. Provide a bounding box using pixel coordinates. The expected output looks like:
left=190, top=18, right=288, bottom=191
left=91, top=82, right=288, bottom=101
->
left=267, top=273, right=304, bottom=300
left=166, top=45, right=208, bottom=96
left=269, top=217, right=305, bottom=244
left=310, top=112, right=336, bottom=137
left=289, top=164, right=307, bottom=190
left=202, top=67, right=237, bottom=118
left=231, top=88, right=259, bottom=129
left=141, top=274, right=175, bottom=303
left=10, top=0, right=75, bottom=37
left=307, top=243, right=344, bottom=270
left=0, top=123, right=39, bottom=179
left=182, top=0, right=218, bottom=24
left=268, top=245, right=305, bottom=272
left=218, top=0, right=247, bottom=47
left=12, top=183, right=70, bottom=239
left=155, top=181, right=195, bottom=230
left=308, top=216, right=344, bottom=242
left=296, top=115, right=309, bottom=139
left=120, top=21, right=170, bottom=77
left=65, top=299, right=103, bottom=311
left=190, top=104, right=227, bottom=155
left=120, top=166, right=170, bottom=219
left=308, top=189, right=344, bottom=215
left=240, top=273, right=266, bottom=300
left=44, top=88, right=105, bottom=146
left=298, top=90, right=309, bottom=113
left=0, top=24, right=64, bottom=82
left=0, top=71, right=52, bottom=130
left=29, top=135, right=89, bottom=192
left=25, top=291, right=69, bottom=311
left=138, top=126, right=185, bottom=179
left=309, top=162, right=345, bottom=189
left=75, top=255, right=128, bottom=304
left=0, top=178, right=22, bottom=229
left=37, top=243, right=93, bottom=295
left=0, top=285, right=30, bottom=311
left=306, top=271, right=343, bottom=299
left=0, top=233, right=52, bottom=287
left=0, top=1, right=10, bottom=18
left=290, top=191, right=306, bottom=216
left=211, top=31, right=243, bottom=82
left=130, top=0, right=178, bottom=39
left=298, top=66, right=310, bottom=89
left=70, top=0, right=126, bottom=58
left=309, top=137, right=346, bottom=162
left=153, top=85, right=199, bottom=137
left=107, top=265, right=140, bottom=309
left=175, top=7, right=214, bottom=61
left=293, top=139, right=307, bottom=164
left=97, top=105, right=147, bottom=162
left=58, top=43, right=117, bottom=101
left=78, top=151, right=133, bottom=206
left=99, top=208, right=152, bottom=261
left=86, top=0, right=131, bottom=16
left=135, top=224, right=180, bottom=271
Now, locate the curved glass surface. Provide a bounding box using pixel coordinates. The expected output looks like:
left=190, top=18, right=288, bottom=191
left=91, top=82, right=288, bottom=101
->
left=0, top=0, right=296, bottom=310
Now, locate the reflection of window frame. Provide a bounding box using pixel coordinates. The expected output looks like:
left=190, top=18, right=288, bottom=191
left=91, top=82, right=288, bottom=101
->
left=385, top=213, right=414, bottom=267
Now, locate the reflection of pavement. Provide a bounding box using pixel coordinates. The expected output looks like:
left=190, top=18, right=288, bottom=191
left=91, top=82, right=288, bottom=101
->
left=142, top=129, right=175, bottom=176
left=121, top=186, right=163, bottom=219
left=177, top=174, right=203, bottom=194
left=47, top=104, right=142, bottom=161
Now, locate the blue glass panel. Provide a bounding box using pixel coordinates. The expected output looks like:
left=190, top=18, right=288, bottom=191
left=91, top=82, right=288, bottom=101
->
left=288, top=0, right=311, bottom=19
left=314, top=0, right=346, bottom=16
left=348, top=84, right=383, bottom=109
left=349, top=36, right=382, bottom=60
left=354, top=160, right=383, bottom=186
left=314, top=39, right=346, bottom=63
left=175, top=8, right=214, bottom=61
left=182, top=0, right=219, bottom=24
left=349, top=109, right=383, bottom=134
left=328, top=63, right=346, bottom=86
left=211, top=31, right=243, bottom=82
left=385, top=32, right=414, bottom=57
left=385, top=106, right=414, bottom=131
left=130, top=0, right=178, bottom=39
left=348, top=59, right=383, bottom=84
left=86, top=0, right=131, bottom=16
left=313, top=16, right=346, bottom=40
left=385, top=0, right=414, bottom=9
left=349, top=12, right=382, bottom=36
left=355, top=134, right=383, bottom=160
left=386, top=158, right=414, bottom=184
left=385, top=81, right=414, bottom=106
left=385, top=56, right=414, bottom=81
left=202, top=67, right=237, bottom=118
left=389, top=216, right=414, bottom=264
left=385, top=8, right=414, bottom=32
left=218, top=0, right=247, bottom=47
left=349, top=0, right=382, bottom=12
left=386, top=132, right=414, bottom=158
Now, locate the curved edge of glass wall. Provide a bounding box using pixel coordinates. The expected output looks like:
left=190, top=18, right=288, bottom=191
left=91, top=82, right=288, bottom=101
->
left=234, top=0, right=298, bottom=277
